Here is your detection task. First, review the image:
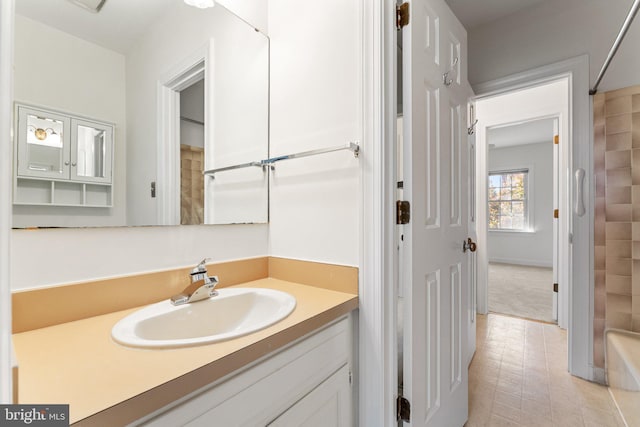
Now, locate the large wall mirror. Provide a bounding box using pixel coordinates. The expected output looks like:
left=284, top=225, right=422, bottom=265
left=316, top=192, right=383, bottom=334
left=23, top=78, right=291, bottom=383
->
left=12, top=0, right=269, bottom=228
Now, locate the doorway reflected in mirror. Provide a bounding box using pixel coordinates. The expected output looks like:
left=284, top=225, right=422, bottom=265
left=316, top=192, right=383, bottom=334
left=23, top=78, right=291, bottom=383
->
left=180, top=80, right=205, bottom=225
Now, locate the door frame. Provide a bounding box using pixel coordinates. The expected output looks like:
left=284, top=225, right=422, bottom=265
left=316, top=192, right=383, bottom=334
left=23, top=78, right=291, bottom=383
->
left=553, top=116, right=560, bottom=323
left=360, top=0, right=398, bottom=425
left=473, top=55, right=595, bottom=381
left=0, top=0, right=14, bottom=404
left=480, top=110, right=564, bottom=324
left=157, top=42, right=210, bottom=226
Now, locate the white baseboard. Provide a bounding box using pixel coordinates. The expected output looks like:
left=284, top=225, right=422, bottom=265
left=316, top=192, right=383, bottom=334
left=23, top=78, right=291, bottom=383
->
left=489, top=257, right=553, bottom=268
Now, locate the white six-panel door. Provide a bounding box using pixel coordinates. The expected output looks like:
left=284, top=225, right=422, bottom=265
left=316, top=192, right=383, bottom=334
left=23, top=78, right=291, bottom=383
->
left=401, top=0, right=470, bottom=425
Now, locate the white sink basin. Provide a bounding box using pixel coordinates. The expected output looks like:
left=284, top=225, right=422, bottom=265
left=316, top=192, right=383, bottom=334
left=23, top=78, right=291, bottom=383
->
left=111, top=288, right=296, bottom=349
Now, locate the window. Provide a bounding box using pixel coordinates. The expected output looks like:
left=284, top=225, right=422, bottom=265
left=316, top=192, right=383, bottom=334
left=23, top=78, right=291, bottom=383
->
left=488, top=169, right=528, bottom=231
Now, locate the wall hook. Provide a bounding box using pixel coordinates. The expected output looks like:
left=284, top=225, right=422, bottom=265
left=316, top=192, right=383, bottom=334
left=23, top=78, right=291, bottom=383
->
left=443, top=57, right=459, bottom=86
left=467, top=119, right=478, bottom=135
left=467, top=104, right=477, bottom=135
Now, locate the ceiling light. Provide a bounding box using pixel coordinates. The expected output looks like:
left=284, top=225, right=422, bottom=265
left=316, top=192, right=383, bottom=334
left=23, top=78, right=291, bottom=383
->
left=184, top=0, right=215, bottom=9
left=29, top=126, right=56, bottom=141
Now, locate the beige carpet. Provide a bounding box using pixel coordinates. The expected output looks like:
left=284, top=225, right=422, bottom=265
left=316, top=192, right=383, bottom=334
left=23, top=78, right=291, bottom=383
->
left=488, top=262, right=555, bottom=323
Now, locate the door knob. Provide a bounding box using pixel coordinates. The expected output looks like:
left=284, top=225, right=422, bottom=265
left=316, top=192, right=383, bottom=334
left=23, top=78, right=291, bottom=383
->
left=463, top=238, right=477, bottom=253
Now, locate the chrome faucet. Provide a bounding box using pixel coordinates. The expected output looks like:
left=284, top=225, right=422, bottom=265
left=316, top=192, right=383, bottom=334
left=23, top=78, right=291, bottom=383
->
left=170, top=258, right=219, bottom=306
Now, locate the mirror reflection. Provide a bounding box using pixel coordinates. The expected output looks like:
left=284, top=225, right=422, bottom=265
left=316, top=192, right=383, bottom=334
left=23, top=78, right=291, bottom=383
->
left=76, top=125, right=106, bottom=179
left=12, top=0, right=269, bottom=228
left=180, top=81, right=205, bottom=225
left=26, top=115, right=65, bottom=174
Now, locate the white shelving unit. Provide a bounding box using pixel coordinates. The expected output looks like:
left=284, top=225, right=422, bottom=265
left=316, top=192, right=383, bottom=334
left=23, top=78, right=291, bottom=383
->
left=13, top=103, right=114, bottom=208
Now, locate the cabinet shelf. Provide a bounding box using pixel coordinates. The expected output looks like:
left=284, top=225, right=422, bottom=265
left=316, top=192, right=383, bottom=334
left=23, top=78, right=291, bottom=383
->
left=15, top=174, right=112, bottom=186
left=14, top=177, right=113, bottom=208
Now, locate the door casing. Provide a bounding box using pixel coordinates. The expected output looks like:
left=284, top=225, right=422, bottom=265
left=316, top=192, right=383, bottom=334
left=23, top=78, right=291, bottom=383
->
left=472, top=55, right=595, bottom=381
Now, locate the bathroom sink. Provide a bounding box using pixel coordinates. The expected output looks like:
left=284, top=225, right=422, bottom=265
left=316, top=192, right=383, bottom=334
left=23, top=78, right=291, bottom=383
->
left=111, top=288, right=296, bottom=349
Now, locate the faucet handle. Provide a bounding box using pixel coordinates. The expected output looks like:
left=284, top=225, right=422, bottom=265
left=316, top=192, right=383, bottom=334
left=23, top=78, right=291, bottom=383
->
left=205, top=275, right=219, bottom=288
left=191, top=258, right=211, bottom=274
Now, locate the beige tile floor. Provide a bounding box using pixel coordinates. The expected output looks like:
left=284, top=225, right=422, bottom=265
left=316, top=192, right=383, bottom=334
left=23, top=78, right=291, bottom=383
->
left=466, top=314, right=625, bottom=427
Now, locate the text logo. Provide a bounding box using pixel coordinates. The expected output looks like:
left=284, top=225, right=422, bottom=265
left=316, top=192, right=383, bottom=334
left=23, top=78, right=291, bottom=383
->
left=0, top=405, right=68, bottom=426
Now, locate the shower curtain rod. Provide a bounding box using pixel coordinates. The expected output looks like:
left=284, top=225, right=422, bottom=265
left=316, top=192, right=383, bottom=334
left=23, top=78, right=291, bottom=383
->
left=590, top=0, right=640, bottom=95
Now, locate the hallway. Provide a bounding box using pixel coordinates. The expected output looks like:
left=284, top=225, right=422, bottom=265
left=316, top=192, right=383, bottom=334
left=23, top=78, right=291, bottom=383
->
left=466, top=314, right=624, bottom=427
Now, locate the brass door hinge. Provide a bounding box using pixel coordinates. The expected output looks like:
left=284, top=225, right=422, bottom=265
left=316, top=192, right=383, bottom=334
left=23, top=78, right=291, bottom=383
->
left=397, top=200, right=410, bottom=224
left=553, top=283, right=558, bottom=293
left=554, top=135, right=559, bottom=145
left=396, top=3, right=409, bottom=30
left=554, top=209, right=559, bottom=219
left=397, top=395, right=411, bottom=422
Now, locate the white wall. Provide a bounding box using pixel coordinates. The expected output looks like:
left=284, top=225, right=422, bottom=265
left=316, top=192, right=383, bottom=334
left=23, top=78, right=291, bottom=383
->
left=467, top=0, right=640, bottom=91
left=180, top=80, right=204, bottom=123
left=10, top=224, right=268, bottom=290
left=487, top=142, right=553, bottom=267
left=180, top=81, right=204, bottom=149
left=180, top=121, right=205, bottom=150
left=205, top=9, right=269, bottom=225
left=12, top=14, right=126, bottom=227
left=267, top=0, right=361, bottom=267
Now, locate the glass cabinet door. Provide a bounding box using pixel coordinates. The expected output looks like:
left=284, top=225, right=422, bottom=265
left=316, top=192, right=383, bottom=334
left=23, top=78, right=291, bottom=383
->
left=70, top=118, right=113, bottom=184
left=16, top=106, right=71, bottom=179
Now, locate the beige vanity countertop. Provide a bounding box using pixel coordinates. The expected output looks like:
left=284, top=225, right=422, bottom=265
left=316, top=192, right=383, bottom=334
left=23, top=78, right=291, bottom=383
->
left=12, top=278, right=358, bottom=426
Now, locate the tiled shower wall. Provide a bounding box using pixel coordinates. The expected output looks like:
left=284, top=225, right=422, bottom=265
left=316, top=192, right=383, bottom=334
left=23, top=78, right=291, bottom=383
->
left=593, top=85, right=640, bottom=368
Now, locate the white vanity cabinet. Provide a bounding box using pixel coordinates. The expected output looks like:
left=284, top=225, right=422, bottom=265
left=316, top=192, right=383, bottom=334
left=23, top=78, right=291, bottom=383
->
left=14, top=103, right=114, bottom=207
left=137, top=316, right=355, bottom=427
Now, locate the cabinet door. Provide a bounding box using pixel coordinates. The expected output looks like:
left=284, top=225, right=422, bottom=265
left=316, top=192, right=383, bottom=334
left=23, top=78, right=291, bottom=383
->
left=267, top=365, right=352, bottom=427
left=70, top=118, right=113, bottom=184
left=16, top=105, right=71, bottom=180
left=137, top=318, right=353, bottom=427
